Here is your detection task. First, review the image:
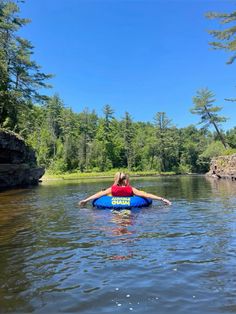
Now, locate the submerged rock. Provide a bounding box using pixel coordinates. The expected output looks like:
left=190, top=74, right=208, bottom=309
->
left=207, top=154, right=236, bottom=181
left=0, top=129, right=44, bottom=189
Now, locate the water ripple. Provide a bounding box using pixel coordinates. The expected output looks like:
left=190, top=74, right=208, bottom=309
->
left=0, top=177, right=236, bottom=313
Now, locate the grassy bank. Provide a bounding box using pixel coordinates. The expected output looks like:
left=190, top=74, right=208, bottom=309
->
left=42, top=170, right=176, bottom=181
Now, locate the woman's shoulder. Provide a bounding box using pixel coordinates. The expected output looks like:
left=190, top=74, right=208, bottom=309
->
left=131, top=187, right=141, bottom=193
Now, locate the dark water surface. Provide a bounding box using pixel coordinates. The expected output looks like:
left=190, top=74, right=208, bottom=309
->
left=0, top=176, right=236, bottom=314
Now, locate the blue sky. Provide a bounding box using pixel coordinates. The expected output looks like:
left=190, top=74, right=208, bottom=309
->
left=19, top=0, right=236, bottom=130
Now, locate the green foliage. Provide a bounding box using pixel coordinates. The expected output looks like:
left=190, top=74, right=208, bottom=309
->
left=19, top=93, right=229, bottom=175
left=191, top=88, right=226, bottom=127
left=174, top=163, right=191, bottom=175
left=2, top=87, right=234, bottom=174
left=197, top=141, right=226, bottom=172
left=77, top=108, right=98, bottom=172
left=0, top=0, right=52, bottom=130
left=221, top=148, right=236, bottom=156
left=191, top=88, right=228, bottom=148
left=200, top=141, right=226, bottom=159
left=206, top=10, right=236, bottom=64
left=153, top=112, right=180, bottom=172
left=47, top=158, right=68, bottom=174
left=178, top=126, right=209, bottom=173
left=121, top=112, right=135, bottom=170
left=226, top=127, right=236, bottom=148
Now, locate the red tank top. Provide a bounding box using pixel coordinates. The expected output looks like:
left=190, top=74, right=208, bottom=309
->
left=111, top=185, right=133, bottom=197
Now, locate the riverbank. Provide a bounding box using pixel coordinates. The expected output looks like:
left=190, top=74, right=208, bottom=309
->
left=0, top=129, right=44, bottom=189
left=207, top=153, right=236, bottom=180
left=42, top=170, right=176, bottom=181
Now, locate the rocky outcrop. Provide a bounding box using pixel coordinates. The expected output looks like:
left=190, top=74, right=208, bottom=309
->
left=207, top=154, right=236, bottom=180
left=0, top=129, right=44, bottom=189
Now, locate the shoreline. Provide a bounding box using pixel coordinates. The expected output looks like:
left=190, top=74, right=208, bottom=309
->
left=41, top=171, right=202, bottom=182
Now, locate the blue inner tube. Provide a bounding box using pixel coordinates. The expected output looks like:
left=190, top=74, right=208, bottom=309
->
left=92, top=195, right=152, bottom=209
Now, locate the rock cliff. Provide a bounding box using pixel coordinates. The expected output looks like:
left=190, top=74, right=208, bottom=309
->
left=0, top=129, right=45, bottom=189
left=207, top=154, right=236, bottom=180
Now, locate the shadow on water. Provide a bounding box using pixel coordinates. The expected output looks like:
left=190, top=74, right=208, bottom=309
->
left=0, top=175, right=236, bottom=313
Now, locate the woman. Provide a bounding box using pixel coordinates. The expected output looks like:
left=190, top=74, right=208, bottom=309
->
left=79, top=172, right=172, bottom=206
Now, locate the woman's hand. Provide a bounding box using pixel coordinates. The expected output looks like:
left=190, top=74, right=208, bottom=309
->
left=78, top=187, right=112, bottom=206
left=162, top=198, right=172, bottom=206
left=79, top=200, right=87, bottom=206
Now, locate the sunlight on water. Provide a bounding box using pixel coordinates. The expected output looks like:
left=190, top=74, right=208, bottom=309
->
left=0, top=176, right=236, bottom=313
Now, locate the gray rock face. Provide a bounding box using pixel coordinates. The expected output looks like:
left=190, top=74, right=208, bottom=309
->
left=0, top=129, right=45, bottom=189
left=207, top=154, right=236, bottom=181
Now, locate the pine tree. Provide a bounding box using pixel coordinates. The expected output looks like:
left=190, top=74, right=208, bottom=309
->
left=96, top=104, right=115, bottom=171
left=226, top=127, right=236, bottom=148
left=60, top=107, right=79, bottom=170
left=78, top=108, right=98, bottom=172
left=45, top=95, right=64, bottom=158
left=154, top=112, right=176, bottom=171
left=122, top=111, right=134, bottom=170
left=0, top=0, right=52, bottom=129
left=206, top=9, right=236, bottom=64
left=191, top=88, right=228, bottom=148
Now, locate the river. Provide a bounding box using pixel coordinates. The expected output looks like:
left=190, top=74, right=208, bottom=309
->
left=0, top=175, right=236, bottom=313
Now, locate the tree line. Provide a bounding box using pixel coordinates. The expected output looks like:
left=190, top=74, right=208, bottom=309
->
left=0, top=1, right=236, bottom=174
left=14, top=96, right=236, bottom=174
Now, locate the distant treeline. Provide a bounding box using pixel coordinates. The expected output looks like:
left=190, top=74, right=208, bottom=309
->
left=1, top=1, right=236, bottom=174
left=16, top=95, right=236, bottom=174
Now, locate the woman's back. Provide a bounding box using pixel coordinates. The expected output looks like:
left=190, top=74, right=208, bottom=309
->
left=111, top=185, right=133, bottom=197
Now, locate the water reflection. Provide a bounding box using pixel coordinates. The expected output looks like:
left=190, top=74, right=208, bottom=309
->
left=109, top=210, right=134, bottom=236
left=206, top=176, right=236, bottom=196
left=89, top=209, right=139, bottom=261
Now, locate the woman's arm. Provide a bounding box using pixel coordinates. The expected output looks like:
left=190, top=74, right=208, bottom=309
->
left=79, top=187, right=112, bottom=206
left=132, top=187, right=172, bottom=205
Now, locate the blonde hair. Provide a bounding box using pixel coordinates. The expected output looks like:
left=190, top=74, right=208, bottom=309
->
left=114, top=172, right=130, bottom=186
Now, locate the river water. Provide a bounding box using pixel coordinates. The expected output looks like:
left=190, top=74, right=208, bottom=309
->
left=0, top=176, right=236, bottom=314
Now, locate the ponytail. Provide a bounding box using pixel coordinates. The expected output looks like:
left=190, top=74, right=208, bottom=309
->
left=113, top=172, right=129, bottom=186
